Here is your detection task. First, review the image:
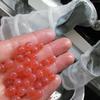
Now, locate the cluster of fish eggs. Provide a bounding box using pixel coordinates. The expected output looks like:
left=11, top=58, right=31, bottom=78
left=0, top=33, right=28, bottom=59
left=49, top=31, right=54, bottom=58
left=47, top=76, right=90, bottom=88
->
left=0, top=42, right=56, bottom=100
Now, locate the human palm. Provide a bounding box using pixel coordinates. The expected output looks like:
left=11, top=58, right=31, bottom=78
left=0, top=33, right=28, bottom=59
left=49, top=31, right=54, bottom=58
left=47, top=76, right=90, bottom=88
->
left=0, top=29, right=74, bottom=100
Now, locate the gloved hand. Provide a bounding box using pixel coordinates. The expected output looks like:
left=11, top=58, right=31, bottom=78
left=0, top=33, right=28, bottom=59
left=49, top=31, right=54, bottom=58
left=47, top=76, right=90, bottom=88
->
left=0, top=29, right=74, bottom=100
